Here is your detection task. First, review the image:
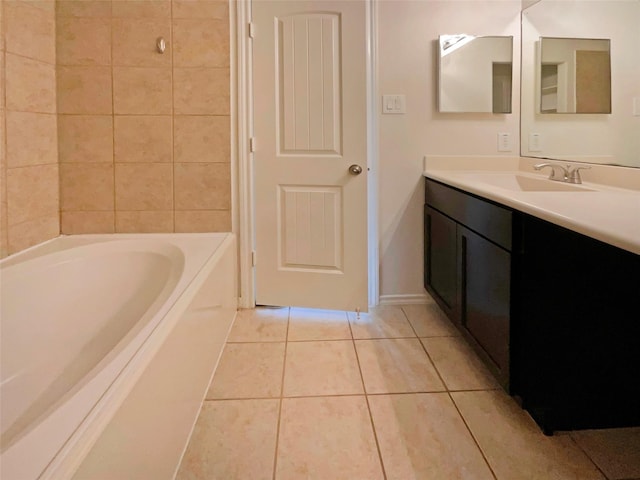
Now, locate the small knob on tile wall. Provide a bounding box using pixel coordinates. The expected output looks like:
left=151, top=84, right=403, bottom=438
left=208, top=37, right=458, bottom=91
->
left=156, top=37, right=166, bottom=54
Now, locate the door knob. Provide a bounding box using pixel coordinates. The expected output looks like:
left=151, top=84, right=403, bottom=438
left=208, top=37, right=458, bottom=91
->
left=348, top=164, right=363, bottom=175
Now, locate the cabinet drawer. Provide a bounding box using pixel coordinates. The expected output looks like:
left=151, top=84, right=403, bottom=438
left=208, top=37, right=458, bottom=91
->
left=426, top=179, right=513, bottom=250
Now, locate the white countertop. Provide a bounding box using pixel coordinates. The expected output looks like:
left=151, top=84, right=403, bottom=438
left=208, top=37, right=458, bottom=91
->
left=423, top=167, right=640, bottom=255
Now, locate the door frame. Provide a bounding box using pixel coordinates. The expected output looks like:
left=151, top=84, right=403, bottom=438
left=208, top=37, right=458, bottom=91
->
left=232, top=0, right=379, bottom=309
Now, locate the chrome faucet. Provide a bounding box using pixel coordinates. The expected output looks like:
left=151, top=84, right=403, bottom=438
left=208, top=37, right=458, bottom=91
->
left=533, top=163, right=569, bottom=182
left=533, top=163, right=591, bottom=184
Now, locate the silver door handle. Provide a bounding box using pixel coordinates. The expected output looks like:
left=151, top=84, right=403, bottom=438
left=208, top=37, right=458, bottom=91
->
left=348, top=164, right=363, bottom=175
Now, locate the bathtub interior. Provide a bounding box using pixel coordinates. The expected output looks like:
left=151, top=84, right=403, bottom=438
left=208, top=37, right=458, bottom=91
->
left=0, top=244, right=185, bottom=452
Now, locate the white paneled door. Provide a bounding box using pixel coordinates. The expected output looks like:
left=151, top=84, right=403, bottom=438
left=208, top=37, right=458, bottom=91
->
left=253, top=1, right=368, bottom=312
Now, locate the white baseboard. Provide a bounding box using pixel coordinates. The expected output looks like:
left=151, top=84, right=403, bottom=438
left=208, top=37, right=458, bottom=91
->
left=378, top=293, right=432, bottom=306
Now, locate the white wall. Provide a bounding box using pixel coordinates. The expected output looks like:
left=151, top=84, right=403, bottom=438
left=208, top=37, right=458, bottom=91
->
left=376, top=0, right=521, bottom=302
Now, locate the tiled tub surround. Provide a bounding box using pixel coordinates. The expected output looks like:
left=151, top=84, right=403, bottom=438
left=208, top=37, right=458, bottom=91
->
left=423, top=156, right=640, bottom=254
left=0, top=233, right=237, bottom=479
left=176, top=305, right=640, bottom=480
left=56, top=0, right=231, bottom=235
left=1, top=0, right=60, bottom=256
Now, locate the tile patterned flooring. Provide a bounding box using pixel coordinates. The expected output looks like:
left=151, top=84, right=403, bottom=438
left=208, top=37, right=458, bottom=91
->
left=176, top=302, right=640, bottom=480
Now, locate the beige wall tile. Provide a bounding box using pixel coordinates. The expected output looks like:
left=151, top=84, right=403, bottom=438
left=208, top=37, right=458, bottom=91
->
left=176, top=399, right=279, bottom=480
left=173, top=67, right=229, bottom=115
left=6, top=111, right=57, bottom=167
left=112, top=0, right=171, bottom=18
left=8, top=214, right=59, bottom=254
left=56, top=17, right=111, bottom=65
left=114, top=115, right=172, bottom=163
left=174, top=209, right=230, bottom=232
left=172, top=0, right=227, bottom=19
left=113, top=67, right=172, bottom=114
left=56, top=0, right=111, bottom=18
left=173, top=19, right=229, bottom=68
left=5, top=1, right=55, bottom=63
left=283, top=341, right=363, bottom=397
left=355, top=338, right=445, bottom=394
left=112, top=18, right=171, bottom=67
left=7, top=164, right=59, bottom=225
left=57, top=65, right=112, bottom=114
left=173, top=115, right=229, bottom=163
left=60, top=163, right=114, bottom=211
left=207, top=343, right=286, bottom=399
left=276, top=396, right=384, bottom=480
left=61, top=210, right=115, bottom=233
left=0, top=110, right=8, bottom=258
left=58, top=114, right=113, bottom=163
left=174, top=163, right=230, bottom=210
left=18, top=1, right=55, bottom=12
left=368, top=393, right=494, bottom=479
left=6, top=54, right=56, bottom=112
left=115, top=163, right=173, bottom=210
left=115, top=210, right=173, bottom=232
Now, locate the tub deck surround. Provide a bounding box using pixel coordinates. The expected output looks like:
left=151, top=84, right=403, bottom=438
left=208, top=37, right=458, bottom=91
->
left=423, top=156, right=640, bottom=255
left=0, top=233, right=237, bottom=480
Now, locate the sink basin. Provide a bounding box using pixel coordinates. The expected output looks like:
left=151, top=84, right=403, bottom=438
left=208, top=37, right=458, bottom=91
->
left=469, top=174, right=595, bottom=192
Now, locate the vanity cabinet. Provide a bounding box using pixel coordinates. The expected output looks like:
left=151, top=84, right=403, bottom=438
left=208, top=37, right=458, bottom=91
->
left=424, top=179, right=515, bottom=387
left=424, top=177, right=640, bottom=434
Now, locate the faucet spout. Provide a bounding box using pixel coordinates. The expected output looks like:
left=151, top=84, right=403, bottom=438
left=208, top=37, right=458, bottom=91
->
left=533, top=163, right=569, bottom=182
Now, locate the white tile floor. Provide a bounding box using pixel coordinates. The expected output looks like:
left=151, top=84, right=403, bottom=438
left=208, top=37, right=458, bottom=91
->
left=177, top=301, right=640, bottom=480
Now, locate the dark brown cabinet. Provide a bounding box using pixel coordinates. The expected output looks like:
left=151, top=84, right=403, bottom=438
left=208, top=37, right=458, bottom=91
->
left=424, top=206, right=458, bottom=321
left=424, top=179, right=514, bottom=388
left=424, top=176, right=640, bottom=435
left=458, top=226, right=511, bottom=382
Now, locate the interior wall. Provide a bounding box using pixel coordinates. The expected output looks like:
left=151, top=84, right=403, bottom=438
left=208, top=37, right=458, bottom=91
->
left=57, top=0, right=231, bottom=234
left=1, top=0, right=59, bottom=258
left=376, top=0, right=522, bottom=301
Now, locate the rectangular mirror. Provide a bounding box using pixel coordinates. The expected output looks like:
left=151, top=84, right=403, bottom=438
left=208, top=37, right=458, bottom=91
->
left=521, top=0, right=640, bottom=168
left=540, top=37, right=611, bottom=114
left=438, top=35, right=513, bottom=113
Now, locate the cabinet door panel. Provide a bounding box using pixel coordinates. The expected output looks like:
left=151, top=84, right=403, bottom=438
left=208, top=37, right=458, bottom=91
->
left=459, top=226, right=510, bottom=377
left=424, top=206, right=458, bottom=317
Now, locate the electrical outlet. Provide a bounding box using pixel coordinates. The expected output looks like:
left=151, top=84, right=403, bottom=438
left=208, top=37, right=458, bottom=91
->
left=497, top=133, right=512, bottom=152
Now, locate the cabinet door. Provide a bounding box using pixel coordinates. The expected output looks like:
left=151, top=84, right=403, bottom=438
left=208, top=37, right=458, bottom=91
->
left=424, top=206, right=458, bottom=319
left=459, top=226, right=510, bottom=379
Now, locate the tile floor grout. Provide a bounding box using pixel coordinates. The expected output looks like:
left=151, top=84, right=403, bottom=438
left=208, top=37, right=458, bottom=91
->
left=183, top=305, right=639, bottom=480
left=348, top=310, right=389, bottom=480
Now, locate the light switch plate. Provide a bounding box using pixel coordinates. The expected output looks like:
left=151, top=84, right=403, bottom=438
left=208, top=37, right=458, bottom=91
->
left=633, top=97, right=640, bottom=116
left=382, top=94, right=406, bottom=114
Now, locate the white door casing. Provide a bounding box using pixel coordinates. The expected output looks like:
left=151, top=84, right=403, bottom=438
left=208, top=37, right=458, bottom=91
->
left=252, top=0, right=369, bottom=311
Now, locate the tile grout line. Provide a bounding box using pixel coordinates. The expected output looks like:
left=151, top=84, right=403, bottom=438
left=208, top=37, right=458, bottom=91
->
left=402, top=306, right=500, bottom=480
left=109, top=0, right=115, bottom=232
left=566, top=434, right=610, bottom=480
left=348, top=310, right=389, bottom=480
left=271, top=307, right=291, bottom=480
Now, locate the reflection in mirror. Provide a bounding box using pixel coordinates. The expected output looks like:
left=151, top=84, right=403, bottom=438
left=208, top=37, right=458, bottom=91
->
left=438, top=35, right=513, bottom=113
left=521, top=0, right=640, bottom=168
left=540, top=37, right=611, bottom=114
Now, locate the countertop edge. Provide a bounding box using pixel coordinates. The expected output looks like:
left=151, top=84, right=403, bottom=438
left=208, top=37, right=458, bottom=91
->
left=423, top=170, right=640, bottom=256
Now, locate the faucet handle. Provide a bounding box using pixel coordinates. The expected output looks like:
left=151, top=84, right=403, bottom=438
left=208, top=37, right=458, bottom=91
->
left=567, top=165, right=591, bottom=184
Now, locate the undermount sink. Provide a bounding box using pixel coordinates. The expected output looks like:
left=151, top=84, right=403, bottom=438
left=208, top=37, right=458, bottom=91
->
left=469, top=174, right=595, bottom=192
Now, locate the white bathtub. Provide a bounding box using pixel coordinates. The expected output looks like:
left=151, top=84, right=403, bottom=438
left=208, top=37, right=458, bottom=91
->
left=0, top=233, right=237, bottom=479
